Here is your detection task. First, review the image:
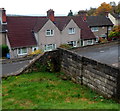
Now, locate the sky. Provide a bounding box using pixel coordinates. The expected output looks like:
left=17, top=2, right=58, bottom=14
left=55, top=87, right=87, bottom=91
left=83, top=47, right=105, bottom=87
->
left=0, top=0, right=120, bottom=16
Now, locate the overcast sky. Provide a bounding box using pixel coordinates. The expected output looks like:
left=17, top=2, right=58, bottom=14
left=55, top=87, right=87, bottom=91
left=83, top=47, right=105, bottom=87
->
left=0, top=0, right=119, bottom=16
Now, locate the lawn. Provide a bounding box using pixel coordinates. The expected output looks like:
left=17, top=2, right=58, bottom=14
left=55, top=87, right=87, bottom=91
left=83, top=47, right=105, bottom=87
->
left=2, top=72, right=119, bottom=109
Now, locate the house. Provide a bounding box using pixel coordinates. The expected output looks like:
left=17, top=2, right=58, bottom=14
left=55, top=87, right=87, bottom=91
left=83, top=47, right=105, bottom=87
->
left=2, top=9, right=96, bottom=58
left=108, top=13, right=120, bottom=26
left=86, top=16, right=114, bottom=42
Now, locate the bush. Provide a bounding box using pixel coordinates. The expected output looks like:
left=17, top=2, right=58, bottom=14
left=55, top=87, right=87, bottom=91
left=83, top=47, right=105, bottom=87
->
left=59, top=44, right=72, bottom=49
left=29, top=49, right=43, bottom=56
left=0, top=45, right=9, bottom=58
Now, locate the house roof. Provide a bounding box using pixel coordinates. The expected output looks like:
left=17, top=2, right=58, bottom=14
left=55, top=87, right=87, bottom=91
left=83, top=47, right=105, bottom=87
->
left=111, top=13, right=120, bottom=19
left=34, top=16, right=95, bottom=39
left=7, top=15, right=95, bottom=48
left=87, top=16, right=113, bottom=27
left=7, top=16, right=38, bottom=48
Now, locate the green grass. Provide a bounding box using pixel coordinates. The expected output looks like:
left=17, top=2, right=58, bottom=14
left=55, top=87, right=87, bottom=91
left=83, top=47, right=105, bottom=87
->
left=2, top=72, right=119, bottom=109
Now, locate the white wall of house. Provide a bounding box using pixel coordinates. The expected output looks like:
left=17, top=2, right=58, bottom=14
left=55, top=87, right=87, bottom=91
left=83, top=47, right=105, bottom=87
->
left=61, top=19, right=81, bottom=47
left=36, top=20, right=61, bottom=51
left=108, top=13, right=119, bottom=26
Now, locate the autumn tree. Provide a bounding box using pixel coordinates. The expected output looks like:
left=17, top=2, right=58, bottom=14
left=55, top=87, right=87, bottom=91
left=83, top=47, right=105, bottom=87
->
left=108, top=25, right=120, bottom=40
left=95, top=2, right=112, bottom=16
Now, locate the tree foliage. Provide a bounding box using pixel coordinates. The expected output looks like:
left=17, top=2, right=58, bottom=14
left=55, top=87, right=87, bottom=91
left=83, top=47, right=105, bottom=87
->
left=108, top=25, right=120, bottom=40
left=0, top=45, right=9, bottom=57
left=95, top=2, right=112, bottom=16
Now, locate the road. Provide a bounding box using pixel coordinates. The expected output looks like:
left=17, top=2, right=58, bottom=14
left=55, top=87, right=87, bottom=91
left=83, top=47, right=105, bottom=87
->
left=73, top=43, right=119, bottom=67
left=2, top=60, right=30, bottom=76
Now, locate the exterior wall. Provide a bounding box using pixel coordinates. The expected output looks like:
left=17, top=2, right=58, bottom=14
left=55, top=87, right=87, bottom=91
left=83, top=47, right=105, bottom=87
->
left=108, top=13, right=119, bottom=26
left=0, top=33, right=6, bottom=45
left=37, top=20, right=61, bottom=50
left=91, top=26, right=112, bottom=38
left=36, top=19, right=81, bottom=51
left=10, top=47, right=34, bottom=58
left=61, top=19, right=81, bottom=46
left=83, top=39, right=96, bottom=46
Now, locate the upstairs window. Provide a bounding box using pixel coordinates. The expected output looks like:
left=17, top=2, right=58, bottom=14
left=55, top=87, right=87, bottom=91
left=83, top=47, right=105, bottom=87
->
left=46, top=29, right=54, bottom=36
left=91, top=27, right=98, bottom=32
left=68, top=28, right=75, bottom=34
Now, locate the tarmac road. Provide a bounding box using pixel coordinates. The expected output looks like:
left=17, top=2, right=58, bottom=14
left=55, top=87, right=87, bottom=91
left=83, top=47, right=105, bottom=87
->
left=2, top=60, right=30, bottom=76
left=73, top=44, right=119, bottom=67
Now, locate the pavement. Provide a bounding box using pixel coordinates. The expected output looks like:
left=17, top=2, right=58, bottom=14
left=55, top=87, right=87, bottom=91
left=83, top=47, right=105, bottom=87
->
left=73, top=42, right=119, bottom=67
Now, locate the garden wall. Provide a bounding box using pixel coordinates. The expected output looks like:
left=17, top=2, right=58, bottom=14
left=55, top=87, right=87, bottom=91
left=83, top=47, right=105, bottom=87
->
left=58, top=48, right=120, bottom=100
left=17, top=47, right=119, bottom=101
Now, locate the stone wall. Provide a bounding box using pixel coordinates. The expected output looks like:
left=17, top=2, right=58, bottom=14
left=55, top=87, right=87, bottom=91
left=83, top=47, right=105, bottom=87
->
left=9, top=47, right=119, bottom=101
left=59, top=48, right=120, bottom=100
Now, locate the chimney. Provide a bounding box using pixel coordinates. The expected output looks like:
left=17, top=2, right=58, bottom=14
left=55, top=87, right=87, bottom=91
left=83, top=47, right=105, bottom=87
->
left=47, top=9, right=55, bottom=22
left=105, top=11, right=109, bottom=18
left=78, top=10, right=87, bottom=21
left=0, top=8, right=7, bottom=23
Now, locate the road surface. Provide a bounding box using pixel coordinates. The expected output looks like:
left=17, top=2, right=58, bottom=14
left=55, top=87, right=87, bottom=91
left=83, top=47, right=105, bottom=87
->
left=2, top=60, right=30, bottom=76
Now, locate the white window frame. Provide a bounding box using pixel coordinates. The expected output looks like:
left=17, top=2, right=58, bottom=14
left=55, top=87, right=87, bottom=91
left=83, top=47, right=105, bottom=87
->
left=44, top=44, right=56, bottom=51
left=68, top=28, right=75, bottom=34
left=68, top=41, right=77, bottom=47
left=91, top=27, right=98, bottom=32
left=17, top=48, right=28, bottom=55
left=87, top=40, right=93, bottom=45
left=32, top=47, right=38, bottom=52
left=46, top=29, right=54, bottom=36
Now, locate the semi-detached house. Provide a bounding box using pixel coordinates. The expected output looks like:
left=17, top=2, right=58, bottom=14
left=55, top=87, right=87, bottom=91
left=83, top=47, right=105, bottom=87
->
left=1, top=9, right=96, bottom=58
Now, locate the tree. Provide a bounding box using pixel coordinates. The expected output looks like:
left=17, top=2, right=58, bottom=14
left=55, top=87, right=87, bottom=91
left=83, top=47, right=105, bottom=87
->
left=0, top=45, right=9, bottom=57
left=68, top=10, right=73, bottom=16
left=108, top=25, right=120, bottom=40
left=87, top=8, right=96, bottom=16
left=95, top=2, right=112, bottom=16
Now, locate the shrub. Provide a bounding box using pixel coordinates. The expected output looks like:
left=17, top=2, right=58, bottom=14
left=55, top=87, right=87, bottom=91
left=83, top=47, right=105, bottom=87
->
left=59, top=44, right=72, bottom=49
left=29, top=49, right=43, bottom=56
left=0, top=45, right=9, bottom=57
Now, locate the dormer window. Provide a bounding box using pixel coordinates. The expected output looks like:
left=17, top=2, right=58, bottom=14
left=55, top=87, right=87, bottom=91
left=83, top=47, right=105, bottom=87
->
left=46, top=29, right=54, bottom=36
left=68, top=28, right=75, bottom=34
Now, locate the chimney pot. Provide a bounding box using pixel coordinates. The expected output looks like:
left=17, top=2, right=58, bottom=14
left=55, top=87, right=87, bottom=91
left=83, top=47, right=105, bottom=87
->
left=47, top=9, right=55, bottom=22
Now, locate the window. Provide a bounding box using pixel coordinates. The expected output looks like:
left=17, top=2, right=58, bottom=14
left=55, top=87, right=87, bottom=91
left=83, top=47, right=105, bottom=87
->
left=91, top=27, right=98, bottom=32
left=46, top=29, right=54, bottom=36
left=17, top=48, right=27, bottom=55
left=44, top=44, right=56, bottom=51
left=87, top=40, right=93, bottom=45
left=108, top=27, right=111, bottom=30
left=68, top=41, right=77, bottom=47
left=68, top=28, right=75, bottom=34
